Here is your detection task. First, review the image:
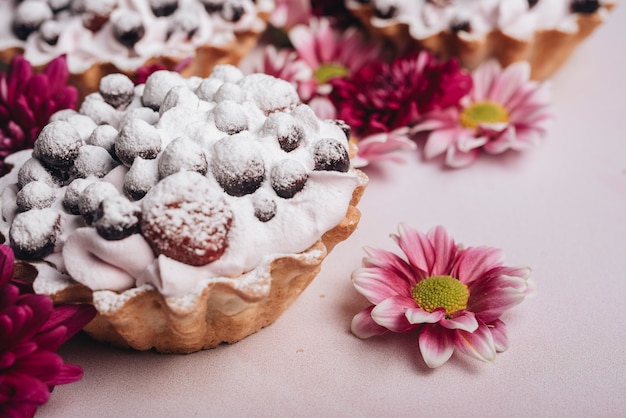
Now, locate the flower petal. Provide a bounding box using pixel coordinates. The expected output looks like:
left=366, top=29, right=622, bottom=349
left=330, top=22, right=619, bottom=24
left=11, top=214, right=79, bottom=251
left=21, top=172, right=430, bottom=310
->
left=352, top=266, right=412, bottom=305
left=351, top=305, right=389, bottom=339
left=452, top=245, right=504, bottom=285
left=393, top=223, right=435, bottom=275
left=455, top=321, right=496, bottom=363
left=418, top=324, right=456, bottom=368
left=489, top=319, right=509, bottom=352
left=439, top=311, right=479, bottom=332
left=0, top=245, right=15, bottom=287
left=405, top=307, right=445, bottom=325
left=488, top=61, right=530, bottom=106
left=363, top=246, right=420, bottom=285
left=426, top=226, right=456, bottom=276
left=370, top=295, right=417, bottom=333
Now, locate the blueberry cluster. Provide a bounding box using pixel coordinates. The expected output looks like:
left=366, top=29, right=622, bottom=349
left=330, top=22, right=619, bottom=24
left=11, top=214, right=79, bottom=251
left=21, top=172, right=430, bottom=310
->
left=6, top=67, right=354, bottom=262
left=10, top=0, right=253, bottom=48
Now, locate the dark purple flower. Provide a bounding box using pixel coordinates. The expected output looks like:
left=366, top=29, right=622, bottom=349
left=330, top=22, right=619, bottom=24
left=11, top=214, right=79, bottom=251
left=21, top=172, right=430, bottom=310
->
left=0, top=55, right=78, bottom=176
left=329, top=51, right=472, bottom=138
left=0, top=245, right=96, bottom=417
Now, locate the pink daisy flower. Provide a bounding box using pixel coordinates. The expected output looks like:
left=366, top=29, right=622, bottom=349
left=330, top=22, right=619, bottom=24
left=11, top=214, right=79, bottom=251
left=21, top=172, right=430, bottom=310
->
left=0, top=55, right=78, bottom=176
left=351, top=224, right=534, bottom=368
left=413, top=60, right=553, bottom=168
left=289, top=17, right=381, bottom=102
left=0, top=245, right=96, bottom=417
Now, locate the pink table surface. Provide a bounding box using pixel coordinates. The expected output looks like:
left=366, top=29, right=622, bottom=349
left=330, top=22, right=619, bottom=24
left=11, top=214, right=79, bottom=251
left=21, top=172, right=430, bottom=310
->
left=38, top=7, right=626, bottom=418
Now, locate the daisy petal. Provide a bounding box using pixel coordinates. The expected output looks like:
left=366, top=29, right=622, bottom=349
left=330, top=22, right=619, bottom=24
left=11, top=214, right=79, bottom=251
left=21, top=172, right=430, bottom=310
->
left=427, top=226, right=456, bottom=276
left=439, top=311, right=479, bottom=332
left=370, top=295, right=417, bottom=332
left=352, top=266, right=412, bottom=305
left=393, top=224, right=435, bottom=275
left=452, top=246, right=504, bottom=285
left=418, top=324, right=456, bottom=368
left=489, top=319, right=509, bottom=352
left=455, top=321, right=496, bottom=363
left=405, top=307, right=445, bottom=324
left=351, top=306, right=389, bottom=339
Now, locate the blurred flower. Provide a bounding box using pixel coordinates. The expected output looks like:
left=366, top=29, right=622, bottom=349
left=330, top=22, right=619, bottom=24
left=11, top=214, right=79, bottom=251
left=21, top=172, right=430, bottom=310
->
left=270, top=0, right=312, bottom=29
left=0, top=245, right=96, bottom=417
left=330, top=51, right=472, bottom=138
left=290, top=17, right=380, bottom=102
left=328, top=51, right=471, bottom=166
left=351, top=224, right=534, bottom=368
left=133, top=57, right=192, bottom=85
left=0, top=55, right=77, bottom=176
left=413, top=60, right=552, bottom=167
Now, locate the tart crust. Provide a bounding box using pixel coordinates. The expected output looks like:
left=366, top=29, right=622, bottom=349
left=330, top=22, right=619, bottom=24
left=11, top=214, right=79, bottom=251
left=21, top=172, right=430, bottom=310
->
left=348, top=3, right=613, bottom=80
left=22, top=169, right=367, bottom=353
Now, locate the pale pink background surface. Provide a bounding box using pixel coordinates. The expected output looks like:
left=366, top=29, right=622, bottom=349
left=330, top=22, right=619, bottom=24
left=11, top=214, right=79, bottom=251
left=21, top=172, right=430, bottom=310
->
left=39, top=7, right=626, bottom=418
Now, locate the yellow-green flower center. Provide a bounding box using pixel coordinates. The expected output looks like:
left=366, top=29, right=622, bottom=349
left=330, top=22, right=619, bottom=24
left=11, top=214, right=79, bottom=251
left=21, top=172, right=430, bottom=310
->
left=314, top=63, right=349, bottom=84
left=411, top=275, right=469, bottom=316
left=459, top=100, right=509, bottom=130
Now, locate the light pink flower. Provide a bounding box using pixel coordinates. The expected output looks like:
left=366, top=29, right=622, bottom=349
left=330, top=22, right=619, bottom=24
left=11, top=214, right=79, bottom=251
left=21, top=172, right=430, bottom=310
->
left=350, top=128, right=417, bottom=168
left=413, top=60, right=552, bottom=168
left=0, top=245, right=96, bottom=416
left=289, top=18, right=381, bottom=99
left=270, top=0, right=313, bottom=29
left=351, top=224, right=534, bottom=368
left=248, top=45, right=316, bottom=102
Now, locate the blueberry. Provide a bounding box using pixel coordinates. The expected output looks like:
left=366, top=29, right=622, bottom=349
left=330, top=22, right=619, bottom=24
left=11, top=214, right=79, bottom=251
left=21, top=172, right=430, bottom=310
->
left=112, top=13, right=145, bottom=48
left=34, top=120, right=84, bottom=168
left=571, top=0, right=600, bottom=13
left=374, top=5, right=397, bottom=19
left=262, top=112, right=304, bottom=153
left=150, top=0, right=178, bottom=17
left=93, top=195, right=142, bottom=240
left=63, top=178, right=96, bottom=215
left=253, top=193, right=277, bottom=222
left=157, top=136, right=207, bottom=179
left=12, top=1, right=53, bottom=40
left=451, top=19, right=472, bottom=33
left=114, top=118, right=162, bottom=167
left=211, top=134, right=265, bottom=197
left=313, top=138, right=350, bottom=173
left=528, top=0, right=540, bottom=8
left=123, top=157, right=159, bottom=201
left=271, top=159, right=308, bottom=199
left=78, top=181, right=119, bottom=224
left=99, top=73, right=135, bottom=109
left=9, top=209, right=61, bottom=260
left=327, top=119, right=351, bottom=142
left=16, top=181, right=57, bottom=212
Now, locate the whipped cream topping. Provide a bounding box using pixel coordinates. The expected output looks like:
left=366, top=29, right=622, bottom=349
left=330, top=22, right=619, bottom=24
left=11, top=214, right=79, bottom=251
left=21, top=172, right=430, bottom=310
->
left=346, top=0, right=615, bottom=41
left=0, top=66, right=364, bottom=300
left=0, top=0, right=274, bottom=73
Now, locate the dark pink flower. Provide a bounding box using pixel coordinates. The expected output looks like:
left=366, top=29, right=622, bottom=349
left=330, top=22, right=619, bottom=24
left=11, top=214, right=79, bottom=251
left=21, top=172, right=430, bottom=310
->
left=0, top=245, right=96, bottom=417
left=329, top=51, right=472, bottom=138
left=351, top=225, right=534, bottom=368
left=133, top=57, right=192, bottom=85
left=0, top=55, right=78, bottom=176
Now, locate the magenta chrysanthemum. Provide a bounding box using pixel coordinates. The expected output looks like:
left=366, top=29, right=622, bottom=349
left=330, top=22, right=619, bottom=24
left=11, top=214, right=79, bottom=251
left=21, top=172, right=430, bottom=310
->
left=0, top=55, right=78, bottom=176
left=351, top=224, right=534, bottom=368
left=330, top=51, right=472, bottom=138
left=413, top=60, right=553, bottom=167
left=0, top=245, right=96, bottom=417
